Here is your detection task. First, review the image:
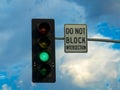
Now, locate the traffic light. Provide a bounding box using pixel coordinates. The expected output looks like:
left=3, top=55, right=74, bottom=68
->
left=32, top=19, right=55, bottom=82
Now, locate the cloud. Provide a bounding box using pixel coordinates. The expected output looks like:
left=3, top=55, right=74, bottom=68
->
left=38, top=0, right=85, bottom=22
left=0, top=0, right=34, bottom=67
left=1, top=84, right=11, bottom=90
left=58, top=34, right=120, bottom=88
left=68, top=0, right=120, bottom=26
left=0, top=74, right=6, bottom=79
left=0, top=31, right=14, bottom=55
left=0, top=0, right=86, bottom=68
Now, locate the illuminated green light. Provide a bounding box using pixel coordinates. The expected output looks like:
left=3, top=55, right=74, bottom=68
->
left=39, top=52, right=49, bottom=62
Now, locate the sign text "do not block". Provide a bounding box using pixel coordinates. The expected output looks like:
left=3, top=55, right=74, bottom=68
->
left=64, top=24, right=88, bottom=53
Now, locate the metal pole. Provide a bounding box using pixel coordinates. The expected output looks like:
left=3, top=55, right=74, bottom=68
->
left=55, top=37, right=64, bottom=40
left=87, top=38, right=120, bottom=43
left=55, top=37, right=120, bottom=43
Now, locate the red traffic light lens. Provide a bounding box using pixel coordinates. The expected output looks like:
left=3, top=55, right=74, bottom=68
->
left=39, top=23, right=50, bottom=35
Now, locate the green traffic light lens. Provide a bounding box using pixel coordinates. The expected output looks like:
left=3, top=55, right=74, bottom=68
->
left=40, top=68, right=47, bottom=76
left=39, top=52, right=49, bottom=62
left=39, top=64, right=51, bottom=77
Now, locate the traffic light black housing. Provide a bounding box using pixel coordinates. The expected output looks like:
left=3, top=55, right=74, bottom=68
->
left=32, top=19, right=55, bottom=82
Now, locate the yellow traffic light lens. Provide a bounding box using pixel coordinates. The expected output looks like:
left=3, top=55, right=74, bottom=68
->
left=38, top=37, right=50, bottom=49
left=39, top=42, right=48, bottom=49
left=39, top=52, right=49, bottom=62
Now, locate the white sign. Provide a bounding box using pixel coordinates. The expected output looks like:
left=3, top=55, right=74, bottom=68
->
left=64, top=24, right=88, bottom=53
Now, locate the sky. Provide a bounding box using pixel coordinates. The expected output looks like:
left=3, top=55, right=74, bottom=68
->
left=0, top=0, right=120, bottom=90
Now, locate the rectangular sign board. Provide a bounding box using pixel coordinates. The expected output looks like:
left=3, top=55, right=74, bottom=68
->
left=64, top=24, right=88, bottom=53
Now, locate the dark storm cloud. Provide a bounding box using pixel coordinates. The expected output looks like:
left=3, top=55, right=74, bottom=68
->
left=68, top=0, right=120, bottom=26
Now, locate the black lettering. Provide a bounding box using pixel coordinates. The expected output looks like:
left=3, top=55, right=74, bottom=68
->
left=66, top=28, right=73, bottom=34
left=82, top=37, right=85, bottom=43
left=66, top=46, right=70, bottom=49
left=66, top=37, right=69, bottom=43
left=79, top=28, right=82, bottom=34
left=70, top=28, right=73, bottom=34
left=75, top=28, right=86, bottom=34
left=82, top=28, right=85, bottom=34
left=78, top=37, right=82, bottom=43
left=75, top=28, right=79, bottom=34
left=74, top=37, right=77, bottom=43
left=66, top=37, right=86, bottom=44
left=66, top=45, right=86, bottom=50
left=70, top=37, right=73, bottom=43
left=66, top=28, right=69, bottom=34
